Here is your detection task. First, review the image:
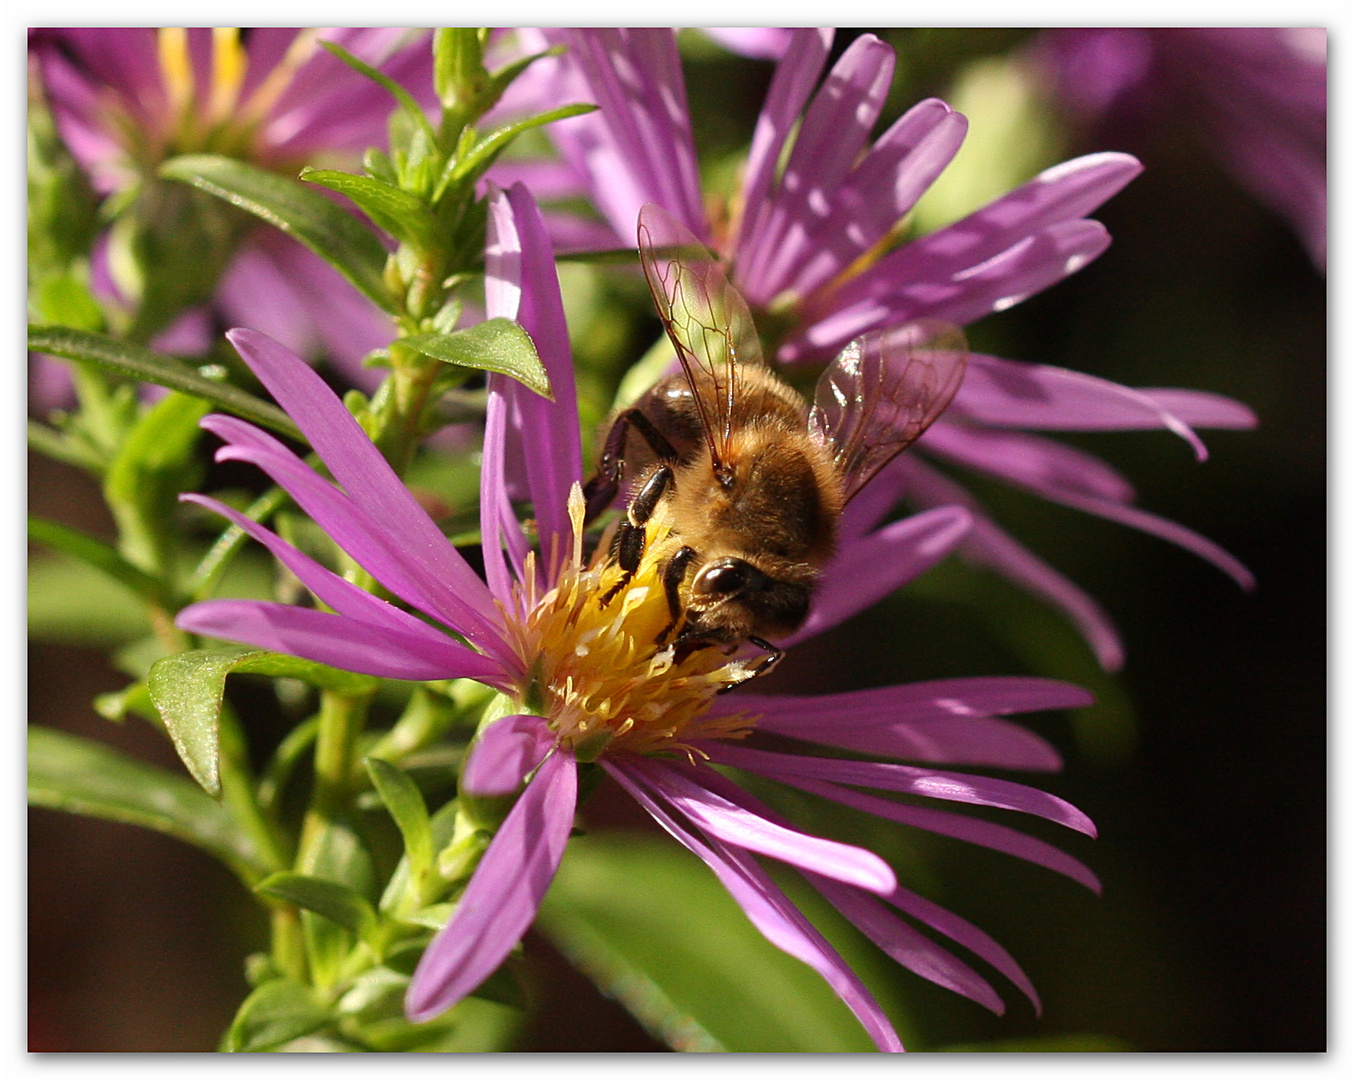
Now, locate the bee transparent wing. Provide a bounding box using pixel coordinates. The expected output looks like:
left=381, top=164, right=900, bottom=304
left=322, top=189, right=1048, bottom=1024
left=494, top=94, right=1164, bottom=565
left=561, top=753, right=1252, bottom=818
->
left=637, top=203, right=764, bottom=473
left=810, top=319, right=969, bottom=504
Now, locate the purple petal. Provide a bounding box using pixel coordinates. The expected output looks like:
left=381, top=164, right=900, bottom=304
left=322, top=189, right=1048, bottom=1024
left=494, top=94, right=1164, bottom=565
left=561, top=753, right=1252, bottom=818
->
left=783, top=506, right=971, bottom=648
left=1136, top=389, right=1259, bottom=429
left=177, top=600, right=506, bottom=685
left=216, top=231, right=393, bottom=386
left=478, top=380, right=524, bottom=603
left=736, top=28, right=834, bottom=261
left=884, top=882, right=1041, bottom=1013
left=738, top=34, right=895, bottom=306
left=605, top=759, right=903, bottom=1052
left=538, top=29, right=706, bottom=241
left=263, top=30, right=436, bottom=158
left=757, top=713, right=1062, bottom=772
left=700, top=28, right=796, bottom=61
left=922, top=425, right=1255, bottom=588
left=201, top=413, right=515, bottom=667
left=727, top=675, right=1094, bottom=724
left=901, top=457, right=1126, bottom=670
left=709, top=762, right=1101, bottom=893
left=806, top=873, right=1005, bottom=1014
left=462, top=714, right=556, bottom=799
left=627, top=758, right=896, bottom=894
left=222, top=331, right=511, bottom=652
left=794, top=220, right=1113, bottom=362
left=923, top=423, right=1138, bottom=504
left=406, top=742, right=576, bottom=1022
left=485, top=184, right=585, bottom=578
left=179, top=492, right=485, bottom=647
left=781, top=99, right=969, bottom=303
left=705, top=743, right=1097, bottom=837
left=949, top=353, right=1241, bottom=461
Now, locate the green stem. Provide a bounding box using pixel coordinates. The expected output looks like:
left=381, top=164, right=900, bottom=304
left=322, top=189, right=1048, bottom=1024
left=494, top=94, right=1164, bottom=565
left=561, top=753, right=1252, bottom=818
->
left=297, top=689, right=372, bottom=866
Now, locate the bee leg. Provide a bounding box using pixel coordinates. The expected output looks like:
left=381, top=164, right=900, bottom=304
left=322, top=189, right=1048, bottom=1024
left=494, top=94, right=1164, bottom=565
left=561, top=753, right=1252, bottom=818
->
left=714, top=638, right=782, bottom=694
left=745, top=635, right=783, bottom=678
left=654, top=545, right=698, bottom=643
left=583, top=409, right=680, bottom=523
left=599, top=465, right=673, bottom=608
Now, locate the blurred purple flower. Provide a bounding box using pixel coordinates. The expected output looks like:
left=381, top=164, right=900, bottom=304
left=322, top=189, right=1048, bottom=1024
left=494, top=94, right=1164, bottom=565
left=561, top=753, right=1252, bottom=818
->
left=176, top=184, right=1098, bottom=1052
left=499, top=27, right=1257, bottom=669
left=29, top=28, right=433, bottom=388
left=1030, top=28, right=1327, bottom=270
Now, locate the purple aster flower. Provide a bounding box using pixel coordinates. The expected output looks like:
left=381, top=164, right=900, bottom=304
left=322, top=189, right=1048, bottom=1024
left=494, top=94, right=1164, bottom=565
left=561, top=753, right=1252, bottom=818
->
left=175, top=183, right=1099, bottom=1051
left=496, top=27, right=1257, bottom=669
left=29, top=28, right=432, bottom=387
left=1029, top=28, right=1327, bottom=271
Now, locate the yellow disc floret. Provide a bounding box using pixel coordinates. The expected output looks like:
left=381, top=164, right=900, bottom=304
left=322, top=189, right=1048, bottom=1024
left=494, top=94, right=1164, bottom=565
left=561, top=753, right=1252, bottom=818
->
left=505, top=485, right=758, bottom=759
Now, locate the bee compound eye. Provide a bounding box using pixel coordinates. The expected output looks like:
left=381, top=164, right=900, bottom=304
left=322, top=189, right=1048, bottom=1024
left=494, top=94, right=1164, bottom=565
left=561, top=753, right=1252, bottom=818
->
left=693, top=559, right=751, bottom=596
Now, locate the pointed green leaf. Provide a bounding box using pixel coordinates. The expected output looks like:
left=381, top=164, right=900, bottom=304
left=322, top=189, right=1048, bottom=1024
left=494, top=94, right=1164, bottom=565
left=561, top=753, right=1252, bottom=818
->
left=160, top=154, right=394, bottom=312
left=365, top=757, right=434, bottom=877
left=401, top=318, right=550, bottom=399
left=446, top=103, right=596, bottom=191
left=148, top=648, right=380, bottom=797
left=28, top=325, right=302, bottom=441
left=255, top=871, right=378, bottom=940
left=28, top=516, right=174, bottom=606
left=225, top=978, right=332, bottom=1052
left=27, top=726, right=264, bottom=879
left=300, top=169, right=441, bottom=251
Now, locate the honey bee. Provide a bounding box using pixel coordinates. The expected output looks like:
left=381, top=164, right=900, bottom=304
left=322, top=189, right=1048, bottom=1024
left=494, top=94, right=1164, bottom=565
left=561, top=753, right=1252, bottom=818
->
left=583, top=203, right=968, bottom=677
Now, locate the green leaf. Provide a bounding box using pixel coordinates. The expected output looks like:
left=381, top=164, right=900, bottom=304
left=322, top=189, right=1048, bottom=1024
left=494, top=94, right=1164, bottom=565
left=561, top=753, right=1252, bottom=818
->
left=148, top=648, right=380, bottom=796
left=160, top=154, right=394, bottom=312
left=28, top=516, right=174, bottom=607
left=365, top=757, right=434, bottom=879
left=300, top=169, right=441, bottom=252
left=445, top=103, right=596, bottom=192
left=103, top=390, right=211, bottom=573
left=401, top=318, right=550, bottom=399
left=300, top=818, right=378, bottom=990
left=27, top=726, right=264, bottom=879
left=537, top=833, right=885, bottom=1052
left=225, top=978, right=332, bottom=1052
left=255, top=871, right=378, bottom=941
left=28, top=325, right=302, bottom=441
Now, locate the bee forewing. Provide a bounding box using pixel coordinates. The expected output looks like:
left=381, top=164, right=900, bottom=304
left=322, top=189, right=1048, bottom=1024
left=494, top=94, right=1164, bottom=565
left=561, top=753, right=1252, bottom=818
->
left=810, top=318, right=969, bottom=504
left=637, top=203, right=765, bottom=467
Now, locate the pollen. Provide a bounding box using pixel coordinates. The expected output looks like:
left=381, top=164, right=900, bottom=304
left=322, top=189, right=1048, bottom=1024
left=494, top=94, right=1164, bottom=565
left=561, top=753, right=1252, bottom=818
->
left=505, top=484, right=759, bottom=759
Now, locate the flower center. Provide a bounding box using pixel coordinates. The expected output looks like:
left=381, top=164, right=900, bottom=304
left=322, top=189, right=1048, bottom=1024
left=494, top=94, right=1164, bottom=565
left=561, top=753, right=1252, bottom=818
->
left=507, top=486, right=759, bottom=759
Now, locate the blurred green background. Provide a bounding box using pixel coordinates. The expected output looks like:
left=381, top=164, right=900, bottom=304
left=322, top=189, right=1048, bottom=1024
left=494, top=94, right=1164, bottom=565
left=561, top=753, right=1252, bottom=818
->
left=28, top=28, right=1324, bottom=1051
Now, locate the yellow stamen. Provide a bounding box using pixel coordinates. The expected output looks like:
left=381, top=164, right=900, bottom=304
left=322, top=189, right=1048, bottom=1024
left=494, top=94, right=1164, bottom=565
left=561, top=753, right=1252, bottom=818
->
left=157, top=29, right=195, bottom=121
left=206, top=28, right=248, bottom=127
left=508, top=483, right=760, bottom=758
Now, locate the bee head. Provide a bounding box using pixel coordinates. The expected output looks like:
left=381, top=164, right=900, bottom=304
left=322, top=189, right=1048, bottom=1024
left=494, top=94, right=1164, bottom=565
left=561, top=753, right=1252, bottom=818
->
left=689, top=556, right=812, bottom=639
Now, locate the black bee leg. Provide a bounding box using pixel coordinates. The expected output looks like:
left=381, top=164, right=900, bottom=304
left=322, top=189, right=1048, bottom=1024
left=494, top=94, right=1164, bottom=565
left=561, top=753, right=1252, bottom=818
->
left=598, top=465, right=673, bottom=608
left=583, top=409, right=680, bottom=524
left=654, top=545, right=698, bottom=643
left=746, top=635, right=784, bottom=678
left=714, top=638, right=782, bottom=694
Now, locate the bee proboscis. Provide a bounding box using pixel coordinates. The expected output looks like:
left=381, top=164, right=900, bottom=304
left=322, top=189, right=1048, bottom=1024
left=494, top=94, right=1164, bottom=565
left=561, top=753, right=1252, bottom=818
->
left=583, top=203, right=968, bottom=680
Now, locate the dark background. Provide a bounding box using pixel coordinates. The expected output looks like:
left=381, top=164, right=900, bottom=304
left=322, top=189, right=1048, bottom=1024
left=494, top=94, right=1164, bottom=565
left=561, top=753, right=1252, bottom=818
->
left=28, top=28, right=1325, bottom=1051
